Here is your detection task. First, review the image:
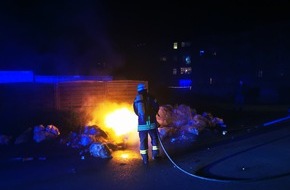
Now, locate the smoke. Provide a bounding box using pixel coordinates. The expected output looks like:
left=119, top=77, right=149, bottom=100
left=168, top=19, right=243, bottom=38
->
left=0, top=0, right=124, bottom=75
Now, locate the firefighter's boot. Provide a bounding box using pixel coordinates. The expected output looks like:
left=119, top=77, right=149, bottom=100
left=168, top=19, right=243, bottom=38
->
left=141, top=154, right=148, bottom=165
left=152, top=150, right=160, bottom=160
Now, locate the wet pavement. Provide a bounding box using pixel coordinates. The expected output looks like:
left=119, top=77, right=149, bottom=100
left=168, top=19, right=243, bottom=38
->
left=1, top=109, right=290, bottom=190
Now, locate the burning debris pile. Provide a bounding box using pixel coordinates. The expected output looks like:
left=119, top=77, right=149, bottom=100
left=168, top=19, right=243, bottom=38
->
left=0, top=102, right=227, bottom=159
left=33, top=124, right=60, bottom=143
left=0, top=124, right=123, bottom=159
left=59, top=125, right=123, bottom=159
left=14, top=124, right=60, bottom=144
left=156, top=104, right=227, bottom=142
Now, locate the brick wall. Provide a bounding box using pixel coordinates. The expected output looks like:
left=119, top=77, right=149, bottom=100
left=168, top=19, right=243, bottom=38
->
left=55, top=80, right=148, bottom=110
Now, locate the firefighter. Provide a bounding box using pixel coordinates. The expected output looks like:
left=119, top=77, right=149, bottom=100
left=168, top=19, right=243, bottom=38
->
left=133, top=83, right=160, bottom=164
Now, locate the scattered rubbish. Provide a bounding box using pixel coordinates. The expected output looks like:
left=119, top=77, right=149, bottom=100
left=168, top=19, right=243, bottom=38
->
left=60, top=125, right=118, bottom=159
left=11, top=156, right=47, bottom=161
left=2, top=103, right=228, bottom=161
left=11, top=157, right=23, bottom=161
left=38, top=157, right=46, bottom=161
left=22, top=157, right=34, bottom=161
left=156, top=104, right=227, bottom=142
left=0, top=134, right=12, bottom=145
left=13, top=124, right=61, bottom=145
left=11, top=157, right=34, bottom=161
left=33, top=124, right=60, bottom=143
left=14, top=128, right=33, bottom=144
left=90, top=142, right=112, bottom=159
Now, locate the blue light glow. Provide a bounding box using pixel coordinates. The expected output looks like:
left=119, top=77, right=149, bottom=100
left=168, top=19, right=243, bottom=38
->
left=199, top=50, right=205, bottom=56
left=35, top=75, right=112, bottom=83
left=0, top=71, right=34, bottom=83
left=0, top=70, right=112, bottom=83
left=179, top=79, right=192, bottom=87
left=185, top=56, right=191, bottom=64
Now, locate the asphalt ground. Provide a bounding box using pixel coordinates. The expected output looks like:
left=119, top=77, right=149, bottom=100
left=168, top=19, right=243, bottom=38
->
left=1, top=107, right=290, bottom=190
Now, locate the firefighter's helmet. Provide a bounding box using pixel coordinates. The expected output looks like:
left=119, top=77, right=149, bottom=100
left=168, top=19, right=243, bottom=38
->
left=137, top=83, right=146, bottom=92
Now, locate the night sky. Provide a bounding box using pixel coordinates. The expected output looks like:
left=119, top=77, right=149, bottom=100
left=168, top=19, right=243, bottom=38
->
left=0, top=0, right=289, bottom=75
left=105, top=0, right=290, bottom=42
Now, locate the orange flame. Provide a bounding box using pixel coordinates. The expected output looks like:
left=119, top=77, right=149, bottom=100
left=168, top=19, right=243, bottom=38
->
left=105, top=107, right=137, bottom=136
left=87, top=101, right=139, bottom=146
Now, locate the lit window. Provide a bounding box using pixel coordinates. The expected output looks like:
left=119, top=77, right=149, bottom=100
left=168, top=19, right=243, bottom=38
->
left=173, top=68, right=177, bottom=75
left=173, top=42, right=178, bottom=49
left=181, top=42, right=191, bottom=47
left=160, top=56, right=167, bottom=62
left=200, top=50, right=205, bottom=56
left=209, top=77, right=213, bottom=85
left=180, top=67, right=192, bottom=75
left=258, top=70, right=263, bottom=78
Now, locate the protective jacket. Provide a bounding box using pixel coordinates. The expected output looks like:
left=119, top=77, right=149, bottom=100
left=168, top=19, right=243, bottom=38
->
left=133, top=90, right=159, bottom=131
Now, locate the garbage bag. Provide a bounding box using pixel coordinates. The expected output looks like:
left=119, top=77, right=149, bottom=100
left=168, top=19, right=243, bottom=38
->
left=89, top=142, right=112, bottom=159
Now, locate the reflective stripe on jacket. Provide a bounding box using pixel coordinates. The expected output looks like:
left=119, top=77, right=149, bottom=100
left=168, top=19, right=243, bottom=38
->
left=138, top=121, right=157, bottom=131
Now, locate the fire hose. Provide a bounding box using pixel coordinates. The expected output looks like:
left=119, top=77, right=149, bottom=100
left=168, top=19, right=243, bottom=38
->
left=157, top=115, right=290, bottom=182
left=157, top=131, right=234, bottom=182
